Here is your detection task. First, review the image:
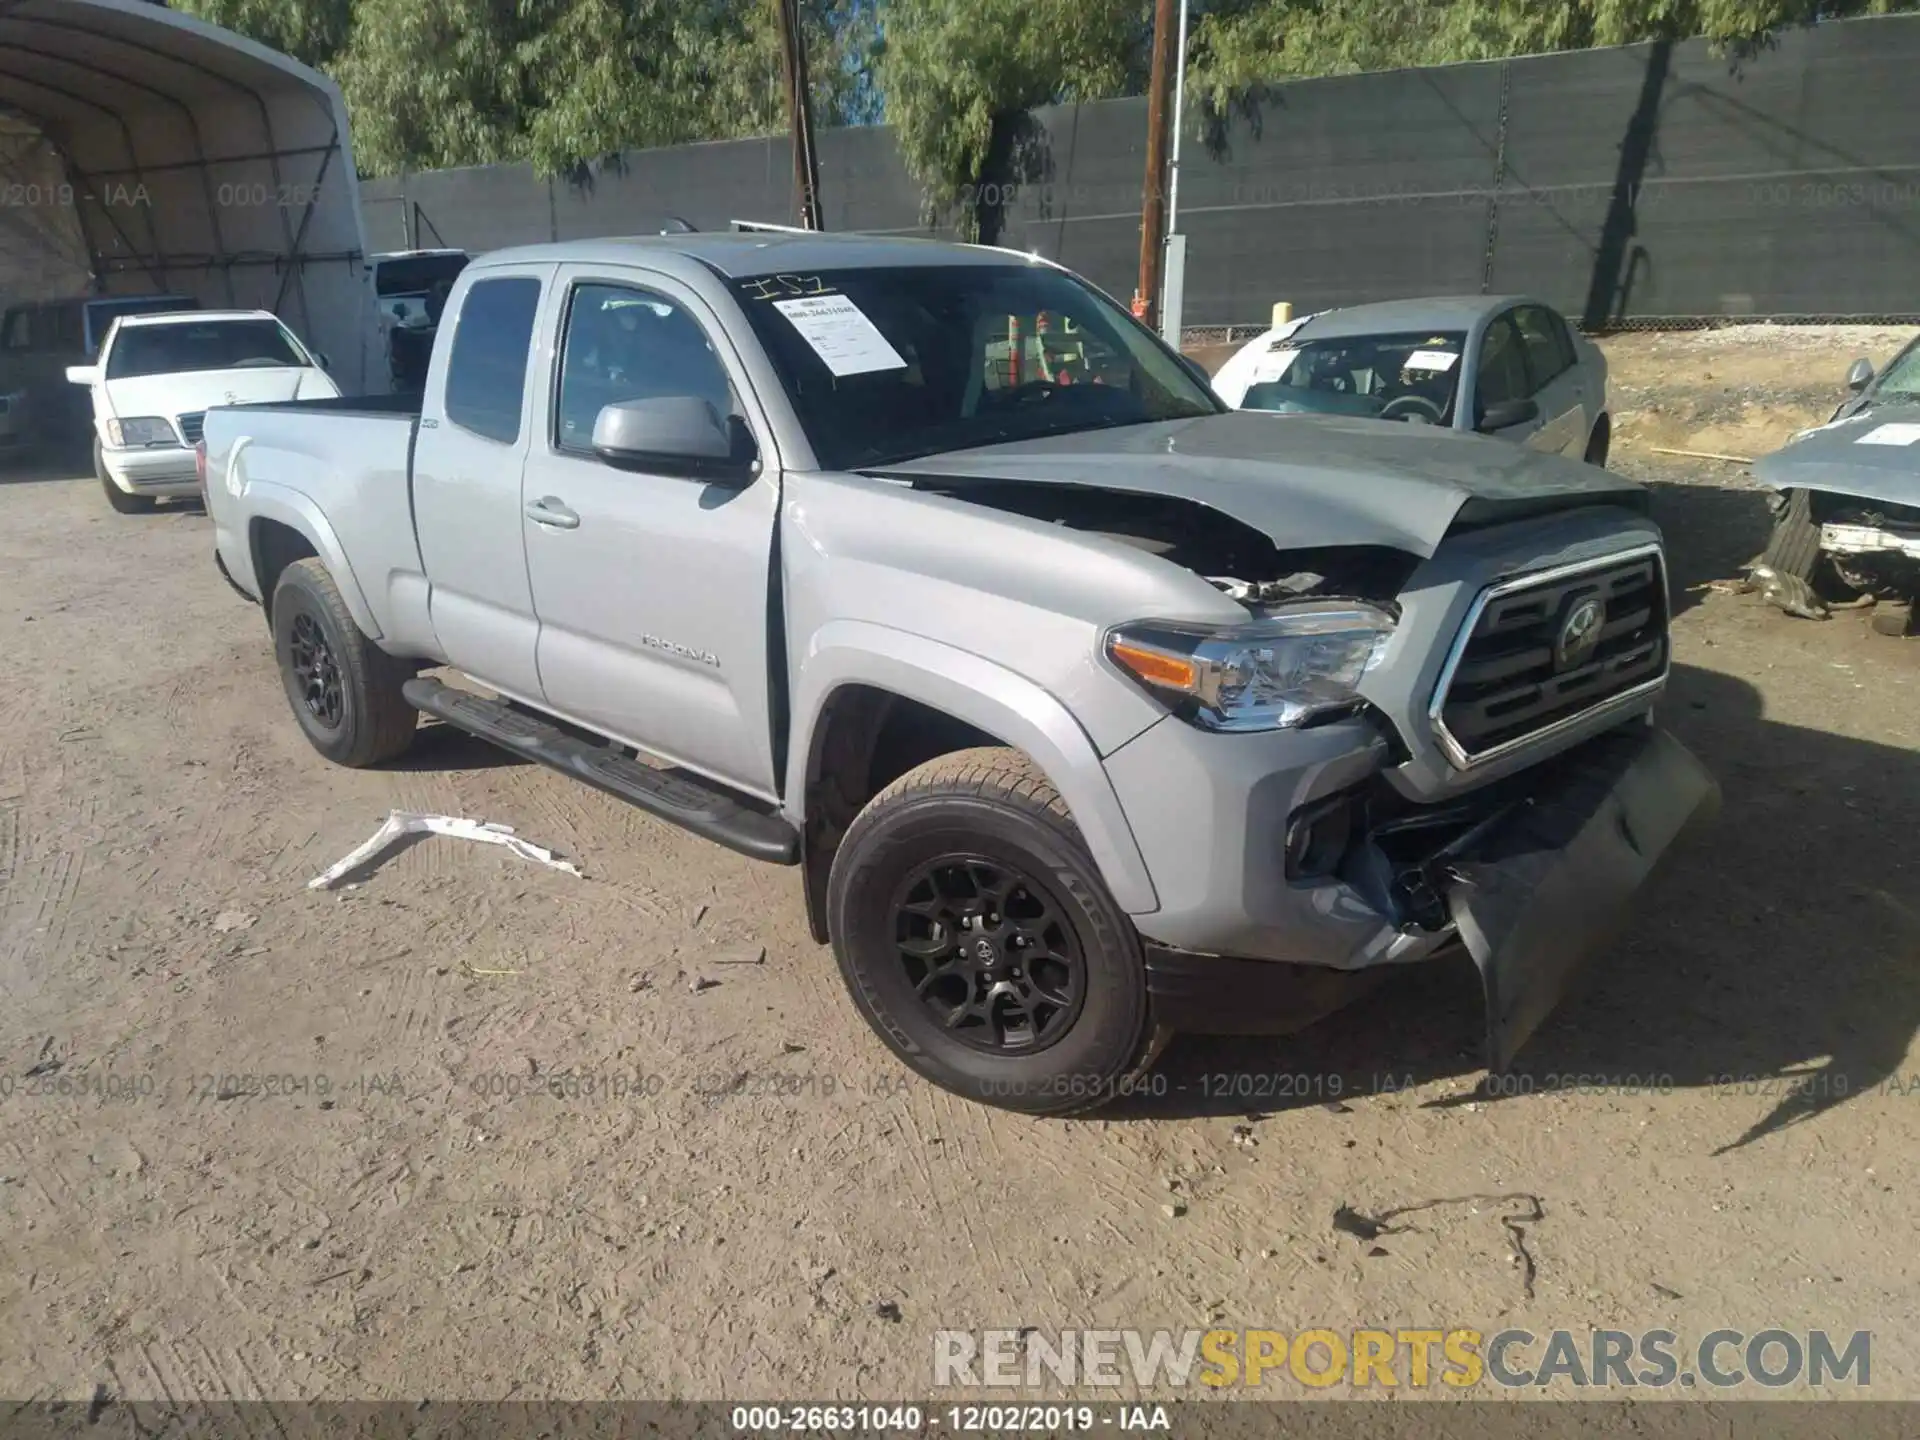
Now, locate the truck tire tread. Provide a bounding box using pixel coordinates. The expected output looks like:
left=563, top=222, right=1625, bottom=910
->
left=832, top=745, right=1158, bottom=1116
left=1760, top=488, right=1820, bottom=582
left=274, top=558, right=417, bottom=767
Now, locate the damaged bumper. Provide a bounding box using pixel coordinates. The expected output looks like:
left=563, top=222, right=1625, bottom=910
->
left=1446, top=725, right=1718, bottom=1070
left=1125, top=723, right=1718, bottom=1068
left=1821, top=520, right=1920, bottom=562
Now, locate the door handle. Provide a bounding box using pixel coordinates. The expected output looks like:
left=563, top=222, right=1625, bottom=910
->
left=524, top=496, right=580, bottom=530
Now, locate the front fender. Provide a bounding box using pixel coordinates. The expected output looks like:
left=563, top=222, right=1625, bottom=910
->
left=788, top=621, right=1158, bottom=915
left=242, top=480, right=384, bottom=641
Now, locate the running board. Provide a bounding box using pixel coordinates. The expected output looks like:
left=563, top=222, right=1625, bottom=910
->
left=402, top=677, right=799, bottom=865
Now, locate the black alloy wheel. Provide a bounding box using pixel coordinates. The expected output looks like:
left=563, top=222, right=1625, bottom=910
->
left=890, top=855, right=1087, bottom=1055
left=289, top=611, right=345, bottom=730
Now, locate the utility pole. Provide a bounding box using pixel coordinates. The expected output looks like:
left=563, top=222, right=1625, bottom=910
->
left=1136, top=0, right=1179, bottom=329
left=774, top=0, right=824, bottom=230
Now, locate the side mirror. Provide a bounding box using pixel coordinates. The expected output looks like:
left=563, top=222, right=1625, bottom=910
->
left=1846, top=357, right=1875, bottom=393
left=312, top=351, right=331, bottom=371
left=592, top=396, right=757, bottom=485
left=1477, top=396, right=1540, bottom=432
left=65, top=364, right=99, bottom=386
left=1176, top=353, right=1214, bottom=389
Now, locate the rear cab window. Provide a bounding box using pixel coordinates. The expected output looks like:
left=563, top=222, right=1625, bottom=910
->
left=444, top=276, right=542, bottom=444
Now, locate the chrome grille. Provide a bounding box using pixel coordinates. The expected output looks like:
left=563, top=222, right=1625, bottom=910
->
left=176, top=412, right=205, bottom=445
left=1433, top=547, right=1669, bottom=767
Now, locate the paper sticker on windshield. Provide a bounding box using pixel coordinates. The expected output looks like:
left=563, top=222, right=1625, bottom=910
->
left=1404, top=349, right=1459, bottom=372
left=1856, top=422, right=1920, bottom=446
left=773, top=294, right=906, bottom=376
left=1252, top=347, right=1300, bottom=382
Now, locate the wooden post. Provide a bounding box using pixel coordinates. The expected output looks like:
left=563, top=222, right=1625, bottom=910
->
left=774, top=0, right=824, bottom=230
left=1137, top=0, right=1179, bottom=330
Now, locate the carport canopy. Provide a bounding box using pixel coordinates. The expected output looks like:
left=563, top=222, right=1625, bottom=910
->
left=0, top=0, right=373, bottom=386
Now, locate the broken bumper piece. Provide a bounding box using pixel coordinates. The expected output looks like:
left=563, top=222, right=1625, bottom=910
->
left=1448, top=725, right=1719, bottom=1071
left=1822, top=521, right=1920, bottom=562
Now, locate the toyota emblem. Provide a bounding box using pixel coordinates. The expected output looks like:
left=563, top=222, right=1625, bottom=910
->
left=1554, top=596, right=1605, bottom=672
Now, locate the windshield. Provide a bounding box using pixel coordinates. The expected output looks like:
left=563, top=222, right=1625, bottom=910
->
left=1240, top=330, right=1467, bottom=424
left=1869, top=337, right=1920, bottom=400
left=105, top=319, right=307, bottom=379
left=85, top=296, right=198, bottom=352
left=730, top=264, right=1222, bottom=470
left=376, top=254, right=470, bottom=297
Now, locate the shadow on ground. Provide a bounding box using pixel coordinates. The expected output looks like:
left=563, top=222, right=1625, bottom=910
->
left=1639, top=474, right=1777, bottom=606
left=0, top=448, right=90, bottom=486
left=1115, top=661, right=1920, bottom=1154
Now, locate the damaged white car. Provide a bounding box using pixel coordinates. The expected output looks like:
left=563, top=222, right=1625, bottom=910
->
left=1753, top=336, right=1920, bottom=635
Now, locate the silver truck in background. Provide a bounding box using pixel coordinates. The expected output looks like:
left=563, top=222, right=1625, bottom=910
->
left=1752, top=337, right=1920, bottom=635
left=201, top=233, right=1718, bottom=1113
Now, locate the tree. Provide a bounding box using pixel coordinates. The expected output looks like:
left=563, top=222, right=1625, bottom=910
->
left=1186, top=0, right=1919, bottom=116
left=875, top=0, right=1146, bottom=229
left=181, top=0, right=869, bottom=177
left=173, top=0, right=354, bottom=69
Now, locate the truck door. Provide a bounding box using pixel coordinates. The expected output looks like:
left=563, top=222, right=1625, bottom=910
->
left=518, top=266, right=781, bottom=801
left=412, top=264, right=553, bottom=703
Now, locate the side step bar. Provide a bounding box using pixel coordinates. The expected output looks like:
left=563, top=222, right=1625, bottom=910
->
left=402, top=677, right=800, bottom=865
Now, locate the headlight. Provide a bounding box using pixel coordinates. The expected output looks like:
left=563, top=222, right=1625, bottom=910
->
left=1106, top=602, right=1396, bottom=731
left=106, top=416, right=176, bottom=447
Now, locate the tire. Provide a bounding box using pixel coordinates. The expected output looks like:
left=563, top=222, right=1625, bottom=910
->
left=97, top=438, right=155, bottom=514
left=826, top=746, right=1155, bottom=1115
left=1759, top=487, right=1821, bottom=583
left=271, top=557, right=417, bottom=767
left=1583, top=413, right=1611, bottom=467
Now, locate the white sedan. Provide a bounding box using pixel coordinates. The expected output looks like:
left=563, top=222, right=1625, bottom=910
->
left=1211, top=295, right=1612, bottom=465
left=66, top=309, right=339, bottom=513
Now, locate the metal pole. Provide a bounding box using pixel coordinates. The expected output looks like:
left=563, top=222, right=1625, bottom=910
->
left=1167, top=0, right=1190, bottom=238
left=1136, top=0, right=1178, bottom=331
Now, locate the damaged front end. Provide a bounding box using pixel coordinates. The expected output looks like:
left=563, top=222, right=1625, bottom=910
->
left=1814, top=493, right=1920, bottom=593
left=1290, top=725, right=1719, bottom=1069
left=1754, top=409, right=1920, bottom=626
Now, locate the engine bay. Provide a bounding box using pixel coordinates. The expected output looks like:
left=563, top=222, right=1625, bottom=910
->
left=908, top=477, right=1421, bottom=608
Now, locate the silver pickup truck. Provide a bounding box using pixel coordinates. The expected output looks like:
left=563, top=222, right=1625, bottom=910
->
left=202, top=233, right=1717, bottom=1113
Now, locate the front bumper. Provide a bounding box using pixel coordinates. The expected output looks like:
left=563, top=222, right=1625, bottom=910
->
left=1822, top=520, right=1920, bottom=563
left=102, top=443, right=199, bottom=496
left=1119, top=722, right=1717, bottom=1066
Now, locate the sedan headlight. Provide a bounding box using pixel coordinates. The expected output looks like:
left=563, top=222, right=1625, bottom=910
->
left=1106, top=602, right=1396, bottom=731
left=106, top=416, right=176, bottom=447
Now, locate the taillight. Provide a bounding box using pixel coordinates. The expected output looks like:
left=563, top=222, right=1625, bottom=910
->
left=194, top=439, right=208, bottom=496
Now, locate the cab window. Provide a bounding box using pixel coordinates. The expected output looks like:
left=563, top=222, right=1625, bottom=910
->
left=444, top=276, right=542, bottom=445
left=553, top=282, right=737, bottom=453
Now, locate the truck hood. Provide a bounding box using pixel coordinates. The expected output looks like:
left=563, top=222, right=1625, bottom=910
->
left=100, top=366, right=336, bottom=418
left=869, top=411, right=1645, bottom=558
left=1752, top=403, right=1920, bottom=509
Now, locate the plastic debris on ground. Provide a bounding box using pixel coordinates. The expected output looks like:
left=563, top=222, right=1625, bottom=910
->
left=307, top=810, right=584, bottom=891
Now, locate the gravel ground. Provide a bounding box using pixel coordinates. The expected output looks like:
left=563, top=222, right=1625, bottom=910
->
left=0, top=329, right=1916, bottom=1408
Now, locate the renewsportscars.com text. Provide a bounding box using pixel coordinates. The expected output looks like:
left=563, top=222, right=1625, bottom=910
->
left=933, top=1327, right=1870, bottom=1390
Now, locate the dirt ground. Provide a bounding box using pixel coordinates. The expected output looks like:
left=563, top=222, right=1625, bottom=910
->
left=2, top=326, right=1918, bottom=1409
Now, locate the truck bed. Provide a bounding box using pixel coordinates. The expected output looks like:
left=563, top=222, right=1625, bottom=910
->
left=226, top=391, right=423, bottom=419
left=202, top=394, right=428, bottom=647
